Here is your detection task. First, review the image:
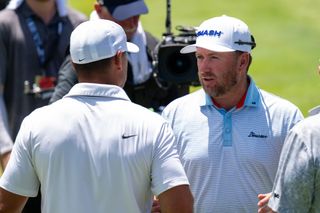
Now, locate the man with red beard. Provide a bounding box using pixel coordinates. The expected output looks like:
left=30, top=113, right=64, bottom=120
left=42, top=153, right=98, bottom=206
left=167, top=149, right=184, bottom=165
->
left=0, top=19, right=193, bottom=213
left=156, top=15, right=304, bottom=212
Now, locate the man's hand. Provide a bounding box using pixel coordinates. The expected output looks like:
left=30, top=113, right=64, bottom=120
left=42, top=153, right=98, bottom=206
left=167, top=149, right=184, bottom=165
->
left=257, top=193, right=275, bottom=213
left=151, top=197, right=161, bottom=213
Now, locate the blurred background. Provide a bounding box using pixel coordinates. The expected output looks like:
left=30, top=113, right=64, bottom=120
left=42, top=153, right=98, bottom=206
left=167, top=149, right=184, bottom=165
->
left=69, top=0, right=320, bottom=116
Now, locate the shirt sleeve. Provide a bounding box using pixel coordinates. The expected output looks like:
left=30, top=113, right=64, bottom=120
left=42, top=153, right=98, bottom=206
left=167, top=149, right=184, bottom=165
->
left=150, top=122, right=189, bottom=196
left=0, top=116, right=40, bottom=197
left=268, top=126, right=315, bottom=212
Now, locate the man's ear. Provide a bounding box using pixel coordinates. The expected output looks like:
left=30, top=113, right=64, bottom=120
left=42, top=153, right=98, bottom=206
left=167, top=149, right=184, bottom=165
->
left=94, top=2, right=102, bottom=15
left=239, top=53, right=250, bottom=72
left=114, top=51, right=124, bottom=70
left=94, top=2, right=114, bottom=20
left=113, top=51, right=127, bottom=87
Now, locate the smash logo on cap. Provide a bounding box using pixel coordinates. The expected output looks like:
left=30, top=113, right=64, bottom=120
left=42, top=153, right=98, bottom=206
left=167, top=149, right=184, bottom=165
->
left=196, top=30, right=224, bottom=38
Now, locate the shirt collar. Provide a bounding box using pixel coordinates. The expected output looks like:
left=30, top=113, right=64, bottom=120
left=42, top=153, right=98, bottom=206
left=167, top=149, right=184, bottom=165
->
left=65, top=83, right=131, bottom=102
left=201, top=76, right=260, bottom=109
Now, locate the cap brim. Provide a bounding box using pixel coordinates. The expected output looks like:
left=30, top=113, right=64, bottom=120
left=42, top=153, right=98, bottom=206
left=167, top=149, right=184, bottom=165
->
left=180, top=43, right=236, bottom=54
left=180, top=44, right=197, bottom=54
left=127, top=42, right=139, bottom=53
left=112, top=1, right=148, bottom=21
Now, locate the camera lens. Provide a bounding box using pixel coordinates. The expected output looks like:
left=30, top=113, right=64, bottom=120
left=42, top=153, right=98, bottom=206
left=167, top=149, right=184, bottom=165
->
left=167, top=52, right=191, bottom=74
left=157, top=43, right=198, bottom=84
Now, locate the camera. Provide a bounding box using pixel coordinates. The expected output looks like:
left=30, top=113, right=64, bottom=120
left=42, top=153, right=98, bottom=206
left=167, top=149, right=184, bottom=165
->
left=153, top=0, right=199, bottom=86
left=153, top=26, right=199, bottom=85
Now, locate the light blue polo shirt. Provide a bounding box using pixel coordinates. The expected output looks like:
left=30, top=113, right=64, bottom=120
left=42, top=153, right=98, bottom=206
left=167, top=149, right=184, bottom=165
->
left=162, top=77, right=303, bottom=213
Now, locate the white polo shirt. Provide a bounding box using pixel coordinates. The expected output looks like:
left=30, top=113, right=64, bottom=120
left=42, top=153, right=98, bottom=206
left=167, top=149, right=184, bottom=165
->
left=268, top=114, right=320, bottom=212
left=162, top=77, right=303, bottom=212
left=0, top=83, right=189, bottom=213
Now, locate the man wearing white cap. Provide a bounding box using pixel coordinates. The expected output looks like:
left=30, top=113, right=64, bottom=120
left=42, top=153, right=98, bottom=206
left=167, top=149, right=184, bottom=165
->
left=50, top=0, right=189, bottom=112
left=0, top=19, right=194, bottom=213
left=0, top=0, right=86, bottom=211
left=155, top=15, right=304, bottom=212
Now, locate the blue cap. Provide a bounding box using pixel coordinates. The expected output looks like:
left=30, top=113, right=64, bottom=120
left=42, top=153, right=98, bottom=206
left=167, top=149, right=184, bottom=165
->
left=99, top=0, right=148, bottom=21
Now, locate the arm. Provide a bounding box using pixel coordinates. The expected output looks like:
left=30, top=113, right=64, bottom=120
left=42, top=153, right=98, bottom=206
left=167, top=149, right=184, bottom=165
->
left=158, top=185, right=193, bottom=213
left=0, top=151, right=10, bottom=170
left=151, top=122, right=193, bottom=213
left=0, top=94, right=13, bottom=170
left=49, top=55, right=78, bottom=103
left=0, top=117, right=40, bottom=212
left=0, top=187, right=28, bottom=212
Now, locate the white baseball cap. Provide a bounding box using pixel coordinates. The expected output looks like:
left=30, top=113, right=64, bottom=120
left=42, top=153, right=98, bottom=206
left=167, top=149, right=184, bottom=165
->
left=70, top=19, right=139, bottom=64
left=181, top=15, right=256, bottom=54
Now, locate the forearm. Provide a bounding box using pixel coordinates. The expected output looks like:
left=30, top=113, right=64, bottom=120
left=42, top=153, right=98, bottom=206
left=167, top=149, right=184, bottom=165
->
left=0, top=151, right=10, bottom=170
left=0, top=187, right=28, bottom=213
left=158, top=185, right=193, bottom=213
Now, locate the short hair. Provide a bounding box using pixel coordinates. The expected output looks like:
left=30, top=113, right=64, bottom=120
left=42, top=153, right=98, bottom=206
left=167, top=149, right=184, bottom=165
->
left=72, top=57, right=113, bottom=74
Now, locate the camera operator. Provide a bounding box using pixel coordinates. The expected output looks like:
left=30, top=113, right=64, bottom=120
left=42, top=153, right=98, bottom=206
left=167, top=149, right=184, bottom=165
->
left=50, top=0, right=190, bottom=111
left=0, top=0, right=8, bottom=10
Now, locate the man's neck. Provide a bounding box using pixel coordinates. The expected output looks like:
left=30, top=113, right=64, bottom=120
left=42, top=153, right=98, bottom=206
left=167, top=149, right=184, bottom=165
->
left=212, top=76, right=249, bottom=111
left=26, top=0, right=57, bottom=24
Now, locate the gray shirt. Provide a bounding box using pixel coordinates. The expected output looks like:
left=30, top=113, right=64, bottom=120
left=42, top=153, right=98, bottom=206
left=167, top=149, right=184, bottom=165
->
left=0, top=2, right=86, bottom=147
left=268, top=114, right=320, bottom=212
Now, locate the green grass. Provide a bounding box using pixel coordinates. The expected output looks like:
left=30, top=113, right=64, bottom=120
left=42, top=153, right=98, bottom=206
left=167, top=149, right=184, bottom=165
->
left=68, top=0, right=320, bottom=116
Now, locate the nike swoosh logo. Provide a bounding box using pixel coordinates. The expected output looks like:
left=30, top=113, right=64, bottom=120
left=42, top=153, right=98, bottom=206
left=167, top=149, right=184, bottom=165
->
left=122, top=134, right=137, bottom=139
left=78, top=58, right=86, bottom=62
